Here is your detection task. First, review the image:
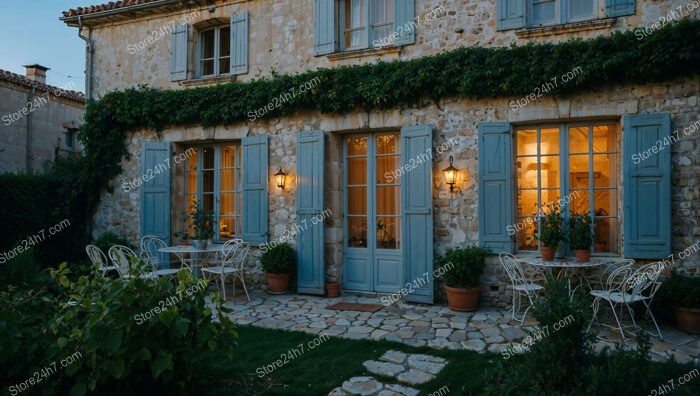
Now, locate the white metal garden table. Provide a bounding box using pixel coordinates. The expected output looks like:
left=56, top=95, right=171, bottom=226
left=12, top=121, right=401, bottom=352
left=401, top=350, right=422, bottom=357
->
left=158, top=244, right=224, bottom=276
left=518, top=257, right=604, bottom=297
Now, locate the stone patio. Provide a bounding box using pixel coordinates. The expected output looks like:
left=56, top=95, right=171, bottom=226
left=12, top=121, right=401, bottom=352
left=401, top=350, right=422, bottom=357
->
left=224, top=290, right=700, bottom=364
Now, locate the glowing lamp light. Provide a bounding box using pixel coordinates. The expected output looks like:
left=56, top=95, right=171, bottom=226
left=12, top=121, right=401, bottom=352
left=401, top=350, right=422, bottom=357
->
left=274, top=166, right=287, bottom=189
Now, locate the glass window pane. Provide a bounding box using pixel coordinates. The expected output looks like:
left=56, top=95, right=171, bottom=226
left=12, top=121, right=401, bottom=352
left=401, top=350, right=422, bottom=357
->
left=347, top=186, right=367, bottom=215
left=569, top=0, right=595, bottom=20
left=220, top=27, right=230, bottom=57
left=186, top=149, right=198, bottom=171
left=347, top=136, right=367, bottom=156
left=202, top=147, right=215, bottom=169
left=376, top=217, right=399, bottom=249
left=569, top=126, right=589, bottom=153
left=517, top=157, right=538, bottom=189
left=570, top=190, right=590, bottom=215
left=376, top=186, right=399, bottom=215
left=186, top=172, right=197, bottom=194
left=530, top=0, right=556, bottom=25
left=593, top=153, right=617, bottom=188
left=569, top=154, right=590, bottom=188
left=220, top=170, right=235, bottom=191
left=517, top=129, right=537, bottom=155
left=201, top=60, right=214, bottom=76
left=202, top=170, right=214, bottom=194
left=376, top=134, right=399, bottom=154
left=594, top=218, right=618, bottom=253
left=517, top=190, right=539, bottom=218
left=349, top=0, right=367, bottom=28
left=540, top=128, right=559, bottom=155
left=347, top=158, right=367, bottom=185
left=201, top=30, right=215, bottom=59
left=540, top=155, right=560, bottom=189
left=220, top=193, right=235, bottom=215
left=348, top=216, right=368, bottom=248
left=593, top=125, right=617, bottom=153
left=221, top=145, right=238, bottom=168
left=219, top=217, right=236, bottom=240
left=540, top=189, right=560, bottom=206
left=594, top=189, right=617, bottom=218
left=376, top=155, right=399, bottom=184
left=219, top=58, right=230, bottom=75
left=517, top=221, right=537, bottom=251
left=202, top=194, right=214, bottom=212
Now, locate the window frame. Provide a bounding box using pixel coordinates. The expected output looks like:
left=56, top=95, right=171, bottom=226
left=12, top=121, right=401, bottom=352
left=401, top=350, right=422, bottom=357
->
left=513, top=120, right=621, bottom=256
left=64, top=128, right=76, bottom=150
left=183, top=143, right=242, bottom=242
left=526, top=0, right=597, bottom=28
left=197, top=25, right=231, bottom=78
left=340, top=0, right=395, bottom=51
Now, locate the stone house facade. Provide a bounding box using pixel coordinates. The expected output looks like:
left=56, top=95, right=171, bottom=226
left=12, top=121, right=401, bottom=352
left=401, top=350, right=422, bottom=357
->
left=61, top=0, right=699, bottom=306
left=0, top=65, right=85, bottom=173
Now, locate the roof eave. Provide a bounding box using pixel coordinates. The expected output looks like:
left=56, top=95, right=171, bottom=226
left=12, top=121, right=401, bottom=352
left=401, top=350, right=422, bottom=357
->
left=60, top=0, right=182, bottom=27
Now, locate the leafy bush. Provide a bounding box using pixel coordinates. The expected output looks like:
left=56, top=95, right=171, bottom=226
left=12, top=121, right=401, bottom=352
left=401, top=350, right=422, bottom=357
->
left=435, top=245, right=490, bottom=289
left=569, top=212, right=595, bottom=250
left=533, top=202, right=566, bottom=249
left=0, top=239, right=40, bottom=287
left=260, top=243, right=297, bottom=274
left=92, top=231, right=133, bottom=252
left=653, top=271, right=700, bottom=325
left=0, top=264, right=237, bottom=395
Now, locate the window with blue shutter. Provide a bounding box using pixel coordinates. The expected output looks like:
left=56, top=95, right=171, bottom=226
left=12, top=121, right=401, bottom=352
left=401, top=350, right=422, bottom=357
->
left=400, top=124, right=433, bottom=304
left=141, top=141, right=171, bottom=250
left=606, top=0, right=635, bottom=17
left=497, top=0, right=525, bottom=30
left=170, top=24, right=188, bottom=81
left=478, top=122, right=514, bottom=253
left=296, top=131, right=325, bottom=294
left=242, top=136, right=269, bottom=244
left=314, top=0, right=337, bottom=55
left=230, top=11, right=249, bottom=75
left=623, top=114, right=671, bottom=259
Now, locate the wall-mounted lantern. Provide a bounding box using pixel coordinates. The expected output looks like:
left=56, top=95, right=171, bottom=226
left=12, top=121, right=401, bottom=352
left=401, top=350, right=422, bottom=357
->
left=442, top=156, right=460, bottom=192
left=274, top=166, right=287, bottom=189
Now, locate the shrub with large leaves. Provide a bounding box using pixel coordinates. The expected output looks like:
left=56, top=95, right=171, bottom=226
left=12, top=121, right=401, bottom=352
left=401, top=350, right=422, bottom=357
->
left=0, top=264, right=237, bottom=395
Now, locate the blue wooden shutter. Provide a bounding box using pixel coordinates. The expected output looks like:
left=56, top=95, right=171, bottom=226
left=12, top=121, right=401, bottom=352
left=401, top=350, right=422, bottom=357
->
left=401, top=125, right=433, bottom=304
left=242, top=136, right=269, bottom=244
left=623, top=114, right=671, bottom=259
left=296, top=131, right=325, bottom=294
left=230, top=11, right=249, bottom=75
left=497, top=0, right=525, bottom=31
left=314, top=0, right=337, bottom=55
left=605, top=0, right=635, bottom=17
left=478, top=122, right=514, bottom=253
left=393, top=0, right=415, bottom=46
left=141, top=142, right=171, bottom=255
left=170, top=24, right=188, bottom=81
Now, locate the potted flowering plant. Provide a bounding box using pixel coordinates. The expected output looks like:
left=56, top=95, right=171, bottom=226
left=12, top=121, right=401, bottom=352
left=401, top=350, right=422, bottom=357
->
left=261, top=243, right=297, bottom=294
left=532, top=202, right=566, bottom=261
left=569, top=212, right=595, bottom=262
left=183, top=201, right=214, bottom=249
left=436, top=245, right=490, bottom=311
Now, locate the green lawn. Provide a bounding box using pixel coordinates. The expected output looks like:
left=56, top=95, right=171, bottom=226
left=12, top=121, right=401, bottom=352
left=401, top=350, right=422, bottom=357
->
left=208, top=325, right=494, bottom=395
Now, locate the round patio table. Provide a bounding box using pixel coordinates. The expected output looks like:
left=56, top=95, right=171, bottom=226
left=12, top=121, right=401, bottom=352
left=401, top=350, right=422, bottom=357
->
left=519, top=257, right=604, bottom=297
left=158, top=244, right=224, bottom=277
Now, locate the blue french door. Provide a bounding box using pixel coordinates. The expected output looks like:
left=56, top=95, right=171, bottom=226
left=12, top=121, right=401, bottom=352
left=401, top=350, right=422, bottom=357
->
left=343, top=133, right=403, bottom=292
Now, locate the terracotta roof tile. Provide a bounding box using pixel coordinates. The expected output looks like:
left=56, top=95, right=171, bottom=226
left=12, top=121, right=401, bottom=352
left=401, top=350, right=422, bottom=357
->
left=62, top=0, right=163, bottom=18
left=0, top=69, right=85, bottom=103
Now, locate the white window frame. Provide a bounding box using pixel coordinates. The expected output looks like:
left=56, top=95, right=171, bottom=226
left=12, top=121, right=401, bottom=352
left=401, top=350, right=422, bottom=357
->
left=197, top=25, right=230, bottom=78
left=526, top=0, right=597, bottom=28
left=340, top=0, right=395, bottom=51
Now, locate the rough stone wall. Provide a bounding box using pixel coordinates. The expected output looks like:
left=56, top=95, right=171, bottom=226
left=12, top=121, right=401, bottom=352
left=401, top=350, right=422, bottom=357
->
left=86, top=0, right=695, bottom=95
left=0, top=81, right=84, bottom=173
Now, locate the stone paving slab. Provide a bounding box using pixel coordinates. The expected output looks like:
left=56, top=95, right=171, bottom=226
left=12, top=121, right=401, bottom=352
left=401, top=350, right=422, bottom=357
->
left=225, top=291, right=700, bottom=364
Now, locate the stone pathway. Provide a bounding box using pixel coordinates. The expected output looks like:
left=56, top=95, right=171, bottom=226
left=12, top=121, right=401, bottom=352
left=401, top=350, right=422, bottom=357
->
left=224, top=290, right=700, bottom=364
left=328, top=350, right=447, bottom=395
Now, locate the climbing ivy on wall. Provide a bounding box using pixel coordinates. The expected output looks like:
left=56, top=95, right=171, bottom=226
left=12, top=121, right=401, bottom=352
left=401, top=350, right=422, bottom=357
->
left=76, top=19, right=699, bottom=223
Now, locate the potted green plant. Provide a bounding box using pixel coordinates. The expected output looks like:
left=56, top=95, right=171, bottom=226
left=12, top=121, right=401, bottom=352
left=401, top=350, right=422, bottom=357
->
left=183, top=201, right=215, bottom=249
left=533, top=202, right=566, bottom=261
left=326, top=274, right=341, bottom=298
left=656, top=271, right=700, bottom=334
left=569, top=212, right=595, bottom=262
left=261, top=243, right=297, bottom=294
left=436, top=245, right=490, bottom=311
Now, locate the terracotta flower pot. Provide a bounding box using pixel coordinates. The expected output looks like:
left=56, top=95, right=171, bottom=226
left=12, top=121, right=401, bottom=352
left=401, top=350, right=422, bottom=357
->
left=445, top=285, right=481, bottom=312
left=673, top=306, right=700, bottom=334
left=326, top=282, right=341, bottom=297
left=266, top=273, right=291, bottom=294
left=574, top=249, right=591, bottom=263
left=541, top=246, right=556, bottom=261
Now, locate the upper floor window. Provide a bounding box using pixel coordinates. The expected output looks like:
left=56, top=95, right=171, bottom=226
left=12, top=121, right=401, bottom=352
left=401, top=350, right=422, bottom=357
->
left=64, top=128, right=77, bottom=150
left=527, top=0, right=596, bottom=27
left=343, top=0, right=395, bottom=50
left=198, top=26, right=231, bottom=77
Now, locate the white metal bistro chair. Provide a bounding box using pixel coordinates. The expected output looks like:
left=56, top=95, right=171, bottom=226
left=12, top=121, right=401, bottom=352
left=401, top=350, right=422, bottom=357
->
left=108, top=245, right=158, bottom=280
left=202, top=238, right=243, bottom=267
left=587, top=261, right=664, bottom=341
left=85, top=244, right=118, bottom=277
left=201, top=241, right=250, bottom=301
left=140, top=236, right=184, bottom=278
left=499, top=253, right=544, bottom=324
left=587, top=259, right=634, bottom=290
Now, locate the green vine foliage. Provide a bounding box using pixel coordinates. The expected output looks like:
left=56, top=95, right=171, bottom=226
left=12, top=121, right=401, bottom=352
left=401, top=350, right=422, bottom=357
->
left=74, top=20, right=700, bottom=233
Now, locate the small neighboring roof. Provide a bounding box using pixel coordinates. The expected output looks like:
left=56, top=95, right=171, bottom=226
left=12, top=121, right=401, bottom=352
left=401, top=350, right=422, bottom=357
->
left=0, top=69, right=85, bottom=103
